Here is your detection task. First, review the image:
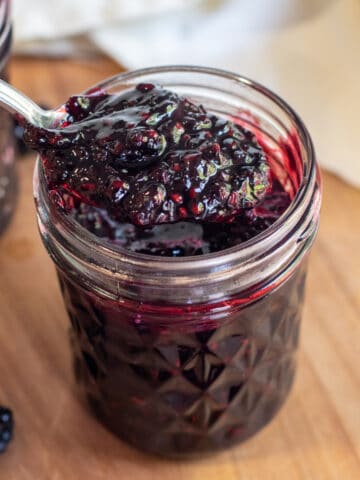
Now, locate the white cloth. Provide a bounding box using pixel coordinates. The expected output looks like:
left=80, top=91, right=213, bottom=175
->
left=12, top=0, right=360, bottom=187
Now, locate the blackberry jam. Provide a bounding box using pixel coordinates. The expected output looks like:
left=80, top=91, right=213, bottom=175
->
left=33, top=67, right=321, bottom=457
left=0, top=1, right=16, bottom=233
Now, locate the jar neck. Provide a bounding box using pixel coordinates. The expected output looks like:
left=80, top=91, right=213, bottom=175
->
left=33, top=66, right=321, bottom=305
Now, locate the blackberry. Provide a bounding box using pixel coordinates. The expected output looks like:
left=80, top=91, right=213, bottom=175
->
left=0, top=407, right=13, bottom=453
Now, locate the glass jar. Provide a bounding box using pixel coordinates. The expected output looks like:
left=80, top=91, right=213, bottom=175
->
left=33, top=66, right=321, bottom=457
left=0, top=0, right=16, bottom=233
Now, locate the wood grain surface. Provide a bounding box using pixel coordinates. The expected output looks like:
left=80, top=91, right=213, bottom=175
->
left=0, top=57, right=359, bottom=480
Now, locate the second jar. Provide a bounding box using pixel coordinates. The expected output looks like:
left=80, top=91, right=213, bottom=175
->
left=0, top=0, right=17, bottom=234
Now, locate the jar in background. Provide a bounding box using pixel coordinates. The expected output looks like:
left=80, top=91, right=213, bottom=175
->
left=33, top=66, right=321, bottom=457
left=0, top=0, right=16, bottom=234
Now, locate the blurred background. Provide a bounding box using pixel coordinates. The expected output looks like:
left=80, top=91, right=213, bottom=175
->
left=12, top=0, right=360, bottom=187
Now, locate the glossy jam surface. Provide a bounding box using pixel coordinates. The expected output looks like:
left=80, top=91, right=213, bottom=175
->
left=71, top=175, right=289, bottom=256
left=59, top=264, right=306, bottom=456
left=25, top=84, right=295, bottom=255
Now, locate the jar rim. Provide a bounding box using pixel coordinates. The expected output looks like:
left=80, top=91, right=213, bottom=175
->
left=34, top=65, right=321, bottom=300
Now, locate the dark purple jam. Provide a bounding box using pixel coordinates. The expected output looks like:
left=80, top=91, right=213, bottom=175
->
left=30, top=83, right=304, bottom=456
left=59, top=263, right=306, bottom=456
left=69, top=175, right=289, bottom=257
left=25, top=83, right=293, bottom=256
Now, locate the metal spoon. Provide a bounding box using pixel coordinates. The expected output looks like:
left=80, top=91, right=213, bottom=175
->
left=0, top=78, right=64, bottom=129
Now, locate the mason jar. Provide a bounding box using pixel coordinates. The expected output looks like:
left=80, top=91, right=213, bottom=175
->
left=0, top=0, right=16, bottom=233
left=33, top=66, right=321, bottom=457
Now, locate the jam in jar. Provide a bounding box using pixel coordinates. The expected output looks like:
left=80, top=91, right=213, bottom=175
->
left=33, top=67, right=321, bottom=457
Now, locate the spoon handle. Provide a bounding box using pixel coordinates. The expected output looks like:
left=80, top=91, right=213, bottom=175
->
left=0, top=79, right=58, bottom=128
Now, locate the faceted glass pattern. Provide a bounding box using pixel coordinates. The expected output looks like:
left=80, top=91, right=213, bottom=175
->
left=58, top=264, right=306, bottom=457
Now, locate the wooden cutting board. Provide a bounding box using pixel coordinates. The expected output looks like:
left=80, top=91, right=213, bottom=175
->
left=0, top=56, right=359, bottom=480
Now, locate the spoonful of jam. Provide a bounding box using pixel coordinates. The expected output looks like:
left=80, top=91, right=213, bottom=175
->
left=0, top=79, right=271, bottom=227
